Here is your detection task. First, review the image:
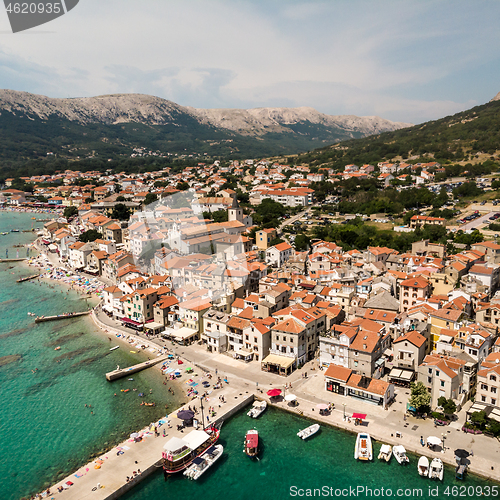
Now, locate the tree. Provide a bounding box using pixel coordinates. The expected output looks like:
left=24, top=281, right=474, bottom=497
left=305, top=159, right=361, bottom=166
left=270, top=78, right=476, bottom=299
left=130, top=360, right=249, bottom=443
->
left=269, top=237, right=285, bottom=247
left=144, top=193, right=158, bottom=206
left=176, top=181, right=189, bottom=191
left=110, top=203, right=131, bottom=221
left=438, top=396, right=456, bottom=416
left=79, top=229, right=100, bottom=242
left=63, top=206, right=78, bottom=219
left=294, top=233, right=310, bottom=251
left=212, top=210, right=228, bottom=223
left=470, top=410, right=487, bottom=428
left=116, top=195, right=126, bottom=202
left=408, top=381, right=431, bottom=411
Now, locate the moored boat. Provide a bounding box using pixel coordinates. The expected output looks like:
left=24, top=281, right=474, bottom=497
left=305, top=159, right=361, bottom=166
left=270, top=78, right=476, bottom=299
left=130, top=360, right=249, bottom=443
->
left=354, top=433, right=372, bottom=461
left=244, top=429, right=259, bottom=457
left=393, top=445, right=409, bottom=465
left=247, top=400, right=267, bottom=418
left=110, top=346, right=119, bottom=351
left=183, top=444, right=223, bottom=480
left=418, top=456, right=429, bottom=477
left=429, top=458, right=444, bottom=480
left=297, top=424, right=320, bottom=440
left=162, top=425, right=220, bottom=474
left=377, top=444, right=392, bottom=462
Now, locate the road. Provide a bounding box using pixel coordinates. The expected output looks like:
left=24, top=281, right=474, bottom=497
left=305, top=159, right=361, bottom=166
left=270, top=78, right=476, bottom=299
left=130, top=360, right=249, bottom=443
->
left=460, top=211, right=498, bottom=231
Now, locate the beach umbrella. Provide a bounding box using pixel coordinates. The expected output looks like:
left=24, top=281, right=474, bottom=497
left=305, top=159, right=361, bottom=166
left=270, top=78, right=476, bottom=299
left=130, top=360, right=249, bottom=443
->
left=455, top=449, right=470, bottom=458
left=427, top=436, right=442, bottom=446
left=178, top=359, right=184, bottom=365
left=284, top=394, right=297, bottom=401
left=130, top=432, right=139, bottom=439
left=267, top=388, right=282, bottom=397
left=177, top=410, right=195, bottom=420
left=316, top=403, right=329, bottom=410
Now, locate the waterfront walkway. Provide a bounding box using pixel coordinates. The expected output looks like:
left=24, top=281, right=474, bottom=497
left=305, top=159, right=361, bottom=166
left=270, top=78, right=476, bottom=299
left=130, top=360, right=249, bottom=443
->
left=42, top=383, right=253, bottom=500
left=105, top=355, right=170, bottom=381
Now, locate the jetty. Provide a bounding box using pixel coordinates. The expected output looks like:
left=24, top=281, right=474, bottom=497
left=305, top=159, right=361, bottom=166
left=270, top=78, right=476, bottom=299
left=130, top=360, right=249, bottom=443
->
left=105, top=355, right=170, bottom=381
left=17, top=274, right=40, bottom=283
left=37, top=387, right=253, bottom=500
left=0, top=258, right=27, bottom=263
left=35, top=311, right=91, bottom=323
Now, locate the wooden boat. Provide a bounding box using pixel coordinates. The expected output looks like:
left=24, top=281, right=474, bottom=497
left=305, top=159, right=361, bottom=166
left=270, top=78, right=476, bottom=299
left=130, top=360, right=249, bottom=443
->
left=162, top=426, right=220, bottom=474
left=418, top=456, right=429, bottom=477
left=354, top=433, right=372, bottom=461
left=377, top=444, right=392, bottom=462
left=247, top=400, right=267, bottom=418
left=183, top=444, right=223, bottom=480
left=244, top=429, right=259, bottom=457
left=429, top=458, right=444, bottom=480
left=297, top=424, right=320, bottom=440
left=393, top=445, right=409, bottom=465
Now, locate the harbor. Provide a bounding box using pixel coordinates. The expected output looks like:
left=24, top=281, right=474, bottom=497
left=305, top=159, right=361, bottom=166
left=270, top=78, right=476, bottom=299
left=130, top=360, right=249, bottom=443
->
left=38, top=384, right=254, bottom=500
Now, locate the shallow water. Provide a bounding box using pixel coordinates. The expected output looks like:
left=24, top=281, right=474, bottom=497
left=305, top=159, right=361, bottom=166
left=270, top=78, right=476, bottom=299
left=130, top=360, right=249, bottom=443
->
left=0, top=212, right=185, bottom=500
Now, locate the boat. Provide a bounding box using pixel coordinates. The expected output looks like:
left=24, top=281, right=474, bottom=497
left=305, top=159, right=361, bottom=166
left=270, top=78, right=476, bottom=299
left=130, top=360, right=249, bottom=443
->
left=162, top=425, right=220, bottom=474
left=11, top=229, right=19, bottom=232
left=110, top=346, right=119, bottom=351
left=54, top=346, right=61, bottom=351
left=429, top=458, right=444, bottom=480
left=297, top=424, right=320, bottom=440
left=393, top=445, right=409, bottom=465
left=244, top=429, right=259, bottom=457
left=183, top=444, right=223, bottom=480
left=0, top=232, right=8, bottom=235
left=247, top=400, right=267, bottom=418
left=377, top=444, right=392, bottom=462
left=418, top=456, right=429, bottom=477
left=455, top=463, right=467, bottom=480
left=354, top=433, right=373, bottom=461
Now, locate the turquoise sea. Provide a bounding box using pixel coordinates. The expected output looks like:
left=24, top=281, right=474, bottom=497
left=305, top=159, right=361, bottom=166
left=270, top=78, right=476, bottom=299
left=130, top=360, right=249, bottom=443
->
left=126, top=405, right=498, bottom=500
left=1, top=212, right=498, bottom=500
left=0, top=211, right=185, bottom=500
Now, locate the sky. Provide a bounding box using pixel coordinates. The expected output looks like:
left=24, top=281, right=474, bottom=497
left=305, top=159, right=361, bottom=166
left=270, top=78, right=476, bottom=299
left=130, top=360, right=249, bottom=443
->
left=0, top=0, right=499, bottom=124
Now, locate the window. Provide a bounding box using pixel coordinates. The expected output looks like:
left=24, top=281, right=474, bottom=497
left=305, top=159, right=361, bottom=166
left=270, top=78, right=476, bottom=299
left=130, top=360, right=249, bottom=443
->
left=427, top=377, right=432, bottom=384
left=354, top=361, right=358, bottom=367
left=492, top=398, right=497, bottom=405
left=428, top=368, right=432, bottom=374
left=481, top=384, right=488, bottom=390
left=276, top=335, right=280, bottom=341
left=436, top=370, right=440, bottom=376
left=491, top=375, right=497, bottom=382
left=254, top=337, right=257, bottom=343
left=440, top=381, right=445, bottom=387
left=492, top=387, right=497, bottom=394
left=481, top=395, right=487, bottom=402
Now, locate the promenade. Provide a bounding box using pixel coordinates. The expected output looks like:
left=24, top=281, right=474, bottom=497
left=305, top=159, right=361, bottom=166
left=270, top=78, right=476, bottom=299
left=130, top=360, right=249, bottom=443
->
left=91, top=307, right=500, bottom=482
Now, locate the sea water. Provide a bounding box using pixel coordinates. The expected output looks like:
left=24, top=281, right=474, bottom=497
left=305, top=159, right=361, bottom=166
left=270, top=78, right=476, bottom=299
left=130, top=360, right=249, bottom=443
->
left=123, top=405, right=499, bottom=500
left=0, top=211, right=184, bottom=500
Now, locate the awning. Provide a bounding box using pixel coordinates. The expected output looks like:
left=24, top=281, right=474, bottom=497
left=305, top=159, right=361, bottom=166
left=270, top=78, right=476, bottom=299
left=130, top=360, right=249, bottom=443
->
left=169, top=327, right=198, bottom=340
left=121, top=317, right=142, bottom=326
left=388, top=367, right=414, bottom=381
left=48, top=244, right=58, bottom=251
left=234, top=346, right=253, bottom=357
left=144, top=322, right=164, bottom=331
left=261, top=354, right=295, bottom=369
left=352, top=413, right=367, bottom=420
left=183, top=430, right=210, bottom=450
left=102, top=304, right=113, bottom=313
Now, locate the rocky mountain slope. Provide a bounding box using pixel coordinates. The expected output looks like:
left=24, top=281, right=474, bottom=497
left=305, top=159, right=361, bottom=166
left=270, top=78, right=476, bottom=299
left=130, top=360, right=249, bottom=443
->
left=0, top=89, right=411, bottom=160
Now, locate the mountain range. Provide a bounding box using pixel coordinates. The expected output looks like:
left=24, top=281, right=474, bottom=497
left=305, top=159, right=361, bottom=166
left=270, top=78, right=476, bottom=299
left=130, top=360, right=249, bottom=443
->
left=0, top=90, right=411, bottom=160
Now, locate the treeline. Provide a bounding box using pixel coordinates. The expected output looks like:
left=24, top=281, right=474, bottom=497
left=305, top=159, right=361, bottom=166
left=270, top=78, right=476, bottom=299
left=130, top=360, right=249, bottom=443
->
left=313, top=219, right=483, bottom=253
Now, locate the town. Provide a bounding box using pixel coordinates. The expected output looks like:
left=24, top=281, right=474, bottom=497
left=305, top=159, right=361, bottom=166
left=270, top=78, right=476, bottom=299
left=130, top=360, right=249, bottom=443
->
left=3, top=156, right=500, bottom=437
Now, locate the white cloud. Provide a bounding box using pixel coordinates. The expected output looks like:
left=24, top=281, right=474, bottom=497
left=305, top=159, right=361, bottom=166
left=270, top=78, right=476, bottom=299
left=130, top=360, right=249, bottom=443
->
left=0, top=0, right=498, bottom=123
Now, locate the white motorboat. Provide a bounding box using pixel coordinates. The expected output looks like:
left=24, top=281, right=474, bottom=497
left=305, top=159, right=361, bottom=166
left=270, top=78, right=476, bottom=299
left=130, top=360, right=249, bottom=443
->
left=297, top=424, right=320, bottom=440
left=183, top=444, right=223, bottom=480
left=377, top=444, right=392, bottom=462
left=247, top=400, right=267, bottom=418
left=418, top=456, right=429, bottom=477
left=110, top=346, right=119, bottom=351
left=354, top=433, right=373, bottom=461
left=393, top=445, right=409, bottom=465
left=429, top=458, right=444, bottom=480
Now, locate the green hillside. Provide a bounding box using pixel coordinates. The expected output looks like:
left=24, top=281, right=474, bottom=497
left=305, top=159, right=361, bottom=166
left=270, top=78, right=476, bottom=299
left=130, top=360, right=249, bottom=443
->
left=297, top=99, right=500, bottom=168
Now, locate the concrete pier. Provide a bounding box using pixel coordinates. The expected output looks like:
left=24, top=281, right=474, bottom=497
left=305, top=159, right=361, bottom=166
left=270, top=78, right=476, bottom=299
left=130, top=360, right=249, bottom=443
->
left=35, top=311, right=91, bottom=323
left=0, top=258, right=27, bottom=263
left=105, top=355, right=170, bottom=381
left=39, top=387, right=254, bottom=500
left=16, top=273, right=40, bottom=283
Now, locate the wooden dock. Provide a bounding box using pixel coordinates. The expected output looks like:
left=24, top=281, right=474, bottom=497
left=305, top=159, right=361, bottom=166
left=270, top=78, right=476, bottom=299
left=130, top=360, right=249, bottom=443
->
left=35, top=311, right=90, bottom=323
left=105, top=355, right=170, bottom=381
left=17, top=274, right=40, bottom=283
